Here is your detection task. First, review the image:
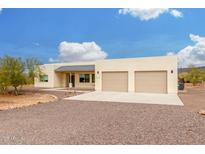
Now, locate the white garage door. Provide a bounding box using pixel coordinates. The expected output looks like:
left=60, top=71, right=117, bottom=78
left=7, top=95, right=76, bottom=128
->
left=135, top=71, right=167, bottom=93
left=102, top=72, right=128, bottom=92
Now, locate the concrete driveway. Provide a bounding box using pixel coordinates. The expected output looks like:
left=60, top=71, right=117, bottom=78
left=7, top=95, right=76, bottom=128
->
left=65, top=91, right=183, bottom=106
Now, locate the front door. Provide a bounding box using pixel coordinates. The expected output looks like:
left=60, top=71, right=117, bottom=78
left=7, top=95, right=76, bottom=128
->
left=71, top=74, right=75, bottom=87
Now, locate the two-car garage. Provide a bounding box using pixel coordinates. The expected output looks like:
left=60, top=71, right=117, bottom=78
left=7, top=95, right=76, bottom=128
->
left=96, top=56, right=177, bottom=94
left=67, top=56, right=181, bottom=105
left=66, top=56, right=181, bottom=105
left=101, top=71, right=167, bottom=94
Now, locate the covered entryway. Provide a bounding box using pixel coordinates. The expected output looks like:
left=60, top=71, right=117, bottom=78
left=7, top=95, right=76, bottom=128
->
left=102, top=72, right=128, bottom=92
left=135, top=71, right=167, bottom=93
left=66, top=73, right=75, bottom=88
left=55, top=65, right=95, bottom=89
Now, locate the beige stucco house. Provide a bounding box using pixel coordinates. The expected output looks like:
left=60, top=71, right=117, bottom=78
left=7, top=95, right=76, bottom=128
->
left=34, top=55, right=178, bottom=94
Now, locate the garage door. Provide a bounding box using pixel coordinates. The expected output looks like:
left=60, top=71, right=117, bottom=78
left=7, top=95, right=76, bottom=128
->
left=102, top=72, right=128, bottom=92
left=135, top=71, right=167, bottom=93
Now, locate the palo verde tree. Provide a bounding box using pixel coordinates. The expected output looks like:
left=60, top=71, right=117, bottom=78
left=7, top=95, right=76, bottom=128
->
left=0, top=55, right=42, bottom=95
left=0, top=57, right=10, bottom=94
left=179, top=65, right=205, bottom=85
left=25, top=57, right=42, bottom=84
left=2, top=56, right=26, bottom=95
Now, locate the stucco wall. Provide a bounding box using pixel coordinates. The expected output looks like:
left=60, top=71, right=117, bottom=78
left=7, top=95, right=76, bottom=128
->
left=34, top=61, right=95, bottom=88
left=34, top=56, right=177, bottom=94
left=54, top=73, right=67, bottom=88
left=95, top=56, right=178, bottom=94
left=34, top=65, right=56, bottom=88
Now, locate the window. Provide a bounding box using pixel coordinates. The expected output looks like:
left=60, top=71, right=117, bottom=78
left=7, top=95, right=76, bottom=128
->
left=40, top=75, right=48, bottom=82
left=92, top=74, right=95, bottom=83
left=79, top=74, right=90, bottom=83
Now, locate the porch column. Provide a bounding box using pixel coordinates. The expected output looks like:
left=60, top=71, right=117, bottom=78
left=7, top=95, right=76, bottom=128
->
left=69, top=73, right=72, bottom=88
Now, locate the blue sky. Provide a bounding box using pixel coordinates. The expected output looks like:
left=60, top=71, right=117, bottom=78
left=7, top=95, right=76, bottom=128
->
left=0, top=8, right=205, bottom=66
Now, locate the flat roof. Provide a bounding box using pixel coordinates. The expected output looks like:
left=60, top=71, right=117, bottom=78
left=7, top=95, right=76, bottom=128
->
left=42, top=56, right=177, bottom=66
left=55, top=65, right=95, bottom=72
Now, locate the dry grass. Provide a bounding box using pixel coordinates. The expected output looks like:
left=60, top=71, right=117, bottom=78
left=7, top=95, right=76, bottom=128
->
left=0, top=92, right=57, bottom=111
left=184, top=83, right=205, bottom=89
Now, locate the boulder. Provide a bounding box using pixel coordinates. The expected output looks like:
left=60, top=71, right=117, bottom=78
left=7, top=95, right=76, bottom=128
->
left=198, top=109, right=205, bottom=115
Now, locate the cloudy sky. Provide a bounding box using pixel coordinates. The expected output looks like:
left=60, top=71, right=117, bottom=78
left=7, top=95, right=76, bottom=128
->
left=0, top=8, right=205, bottom=67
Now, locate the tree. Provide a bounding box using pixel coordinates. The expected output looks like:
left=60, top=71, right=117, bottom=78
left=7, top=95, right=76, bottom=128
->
left=25, top=57, right=42, bottom=84
left=0, top=57, right=10, bottom=94
left=179, top=65, right=205, bottom=86
left=0, top=56, right=42, bottom=95
left=187, top=66, right=203, bottom=85
left=2, top=56, right=26, bottom=95
left=178, top=72, right=188, bottom=82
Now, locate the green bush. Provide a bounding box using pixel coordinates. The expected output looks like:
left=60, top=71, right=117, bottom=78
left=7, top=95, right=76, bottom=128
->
left=179, top=65, right=205, bottom=85
left=0, top=55, right=41, bottom=95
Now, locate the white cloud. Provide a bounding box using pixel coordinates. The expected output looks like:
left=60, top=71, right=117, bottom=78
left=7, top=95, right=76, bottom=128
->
left=118, top=8, right=168, bottom=21
left=49, top=41, right=108, bottom=62
left=118, top=8, right=183, bottom=21
left=170, top=9, right=183, bottom=18
left=0, top=8, right=2, bottom=14
left=167, top=34, right=205, bottom=68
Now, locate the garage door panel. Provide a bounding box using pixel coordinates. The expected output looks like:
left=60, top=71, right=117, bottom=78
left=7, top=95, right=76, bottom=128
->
left=102, top=72, right=128, bottom=92
left=135, top=71, right=167, bottom=93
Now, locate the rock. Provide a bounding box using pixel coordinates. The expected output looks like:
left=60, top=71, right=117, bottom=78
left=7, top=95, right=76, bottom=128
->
left=198, top=109, right=205, bottom=115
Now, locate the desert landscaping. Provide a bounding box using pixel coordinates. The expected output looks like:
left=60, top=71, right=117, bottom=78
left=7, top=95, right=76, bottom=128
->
left=0, top=92, right=57, bottom=111
left=0, top=85, right=205, bottom=144
left=0, top=55, right=205, bottom=144
left=0, top=85, right=86, bottom=111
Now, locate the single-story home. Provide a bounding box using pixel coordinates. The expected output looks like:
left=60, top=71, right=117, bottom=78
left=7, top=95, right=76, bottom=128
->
left=34, top=55, right=178, bottom=94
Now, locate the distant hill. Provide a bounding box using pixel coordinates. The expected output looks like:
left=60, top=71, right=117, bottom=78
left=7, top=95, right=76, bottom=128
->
left=178, top=66, right=205, bottom=73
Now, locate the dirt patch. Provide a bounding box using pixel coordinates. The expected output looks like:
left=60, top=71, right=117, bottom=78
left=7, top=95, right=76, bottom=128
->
left=19, top=86, right=87, bottom=100
left=184, top=83, right=205, bottom=89
left=0, top=93, right=57, bottom=111
left=179, top=86, right=205, bottom=113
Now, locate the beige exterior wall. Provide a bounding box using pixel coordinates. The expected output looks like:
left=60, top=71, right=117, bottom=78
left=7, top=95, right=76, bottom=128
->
left=34, top=56, right=177, bottom=94
left=95, top=56, right=177, bottom=94
left=34, top=61, right=95, bottom=88
left=34, top=64, right=56, bottom=88
left=54, top=73, right=67, bottom=88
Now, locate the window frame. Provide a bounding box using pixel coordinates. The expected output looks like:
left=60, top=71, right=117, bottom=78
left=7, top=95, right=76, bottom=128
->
left=79, top=74, right=90, bottom=83
left=39, top=75, right=48, bottom=82
left=92, top=74, right=95, bottom=83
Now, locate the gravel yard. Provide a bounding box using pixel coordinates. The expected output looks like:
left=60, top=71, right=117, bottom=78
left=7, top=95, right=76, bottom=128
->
left=0, top=93, right=57, bottom=111
left=178, top=87, right=205, bottom=112
left=0, top=87, right=205, bottom=144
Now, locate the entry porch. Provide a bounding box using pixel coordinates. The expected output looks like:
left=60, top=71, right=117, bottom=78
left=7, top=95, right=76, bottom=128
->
left=55, top=65, right=95, bottom=90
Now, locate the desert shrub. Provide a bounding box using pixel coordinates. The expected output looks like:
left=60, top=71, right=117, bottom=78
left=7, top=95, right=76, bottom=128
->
left=0, top=56, right=41, bottom=95
left=0, top=68, right=9, bottom=94
left=179, top=65, right=205, bottom=86
left=25, top=57, right=42, bottom=84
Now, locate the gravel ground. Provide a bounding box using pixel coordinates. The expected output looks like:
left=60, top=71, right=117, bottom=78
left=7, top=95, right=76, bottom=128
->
left=179, top=87, right=205, bottom=112
left=20, top=87, right=84, bottom=100
left=0, top=87, right=205, bottom=144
